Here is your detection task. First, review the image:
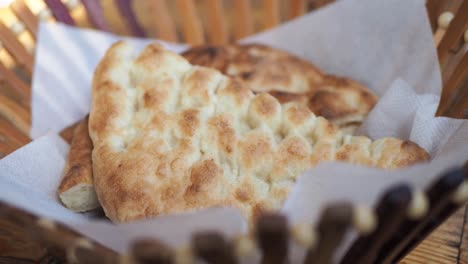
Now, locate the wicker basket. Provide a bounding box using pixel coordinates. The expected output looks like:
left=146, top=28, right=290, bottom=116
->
left=0, top=0, right=466, bottom=263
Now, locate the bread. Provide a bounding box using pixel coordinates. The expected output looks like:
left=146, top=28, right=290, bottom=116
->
left=182, top=44, right=378, bottom=133
left=59, top=121, right=80, bottom=144
left=58, top=116, right=99, bottom=212
left=89, top=42, right=429, bottom=223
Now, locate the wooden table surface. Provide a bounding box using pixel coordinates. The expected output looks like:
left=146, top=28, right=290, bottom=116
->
left=0, top=1, right=467, bottom=263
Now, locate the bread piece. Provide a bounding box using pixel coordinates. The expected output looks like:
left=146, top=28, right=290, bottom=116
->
left=182, top=44, right=378, bottom=133
left=89, top=42, right=429, bottom=223
left=59, top=121, right=80, bottom=144
left=58, top=116, right=99, bottom=212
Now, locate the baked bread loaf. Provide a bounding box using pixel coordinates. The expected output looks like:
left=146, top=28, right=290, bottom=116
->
left=182, top=44, right=378, bottom=133
left=58, top=116, right=99, bottom=212
left=57, top=43, right=377, bottom=213
left=89, top=42, right=429, bottom=223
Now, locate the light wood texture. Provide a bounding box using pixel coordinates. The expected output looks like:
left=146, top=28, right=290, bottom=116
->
left=435, top=0, right=468, bottom=117
left=175, top=0, right=205, bottom=44
left=460, top=205, right=468, bottom=264
left=147, top=0, right=178, bottom=42
left=10, top=0, right=38, bottom=39
left=401, top=206, right=468, bottom=264
left=115, top=0, right=145, bottom=37
left=289, top=0, right=306, bottom=19
left=0, top=61, right=30, bottom=101
left=0, top=93, right=30, bottom=136
left=205, top=0, right=228, bottom=44
left=437, top=0, right=468, bottom=70
left=263, top=0, right=279, bottom=29
left=0, top=115, right=30, bottom=147
left=426, top=0, right=464, bottom=32
left=0, top=22, right=34, bottom=74
left=233, top=0, right=254, bottom=40
left=441, top=50, right=468, bottom=118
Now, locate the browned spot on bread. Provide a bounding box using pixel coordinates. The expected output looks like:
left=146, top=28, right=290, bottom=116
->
left=151, top=112, right=171, bottom=131
left=252, top=202, right=268, bottom=221
left=235, top=186, right=252, bottom=202
left=210, top=115, right=236, bottom=153
left=220, top=79, right=253, bottom=104
left=336, top=144, right=355, bottom=161
left=142, top=87, right=168, bottom=108
left=188, top=159, right=222, bottom=193
left=179, top=109, right=200, bottom=137
left=395, top=141, right=431, bottom=166
left=184, top=160, right=224, bottom=207
left=241, top=135, right=273, bottom=169
left=252, top=93, right=280, bottom=117
left=156, top=163, right=168, bottom=179
left=269, top=91, right=308, bottom=104
left=286, top=138, right=309, bottom=158
left=285, top=104, right=313, bottom=126
left=182, top=45, right=228, bottom=71
left=185, top=68, right=217, bottom=101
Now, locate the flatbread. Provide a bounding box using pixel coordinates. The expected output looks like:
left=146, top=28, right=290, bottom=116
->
left=59, top=121, right=80, bottom=144
left=58, top=116, right=99, bottom=212
left=182, top=44, right=378, bottom=133
left=89, top=42, right=429, bottom=223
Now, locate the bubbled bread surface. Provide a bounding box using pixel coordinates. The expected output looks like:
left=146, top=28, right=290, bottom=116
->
left=89, top=42, right=429, bottom=223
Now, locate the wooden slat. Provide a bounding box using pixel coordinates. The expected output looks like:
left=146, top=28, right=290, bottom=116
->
left=115, top=0, right=146, bottom=37
left=0, top=116, right=30, bottom=147
left=0, top=201, right=117, bottom=263
left=81, top=0, right=112, bottom=32
left=192, top=232, right=236, bottom=264
left=308, top=0, right=335, bottom=10
left=459, top=204, right=468, bottom=264
left=205, top=0, right=228, bottom=44
left=445, top=78, right=468, bottom=118
left=0, top=62, right=30, bottom=102
left=306, top=203, right=352, bottom=264
left=175, top=0, right=205, bottom=45
left=233, top=0, right=254, bottom=40
left=426, top=0, right=450, bottom=32
left=0, top=93, right=30, bottom=136
left=437, top=48, right=468, bottom=116
left=289, top=0, right=306, bottom=19
left=147, top=0, right=178, bottom=42
left=43, top=0, right=76, bottom=26
left=131, top=239, right=174, bottom=264
left=0, top=22, right=34, bottom=74
left=256, top=214, right=288, bottom=264
left=393, top=168, right=466, bottom=263
left=426, top=0, right=463, bottom=32
left=263, top=0, right=279, bottom=30
left=401, top=207, right=466, bottom=264
left=343, top=185, right=412, bottom=264
left=437, top=0, right=468, bottom=68
left=10, top=0, right=39, bottom=39
left=0, top=138, right=20, bottom=158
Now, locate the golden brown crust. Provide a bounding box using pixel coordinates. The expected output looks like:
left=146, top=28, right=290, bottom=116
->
left=182, top=44, right=378, bottom=132
left=89, top=42, right=429, bottom=223
left=58, top=116, right=99, bottom=212
left=59, top=121, right=80, bottom=144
